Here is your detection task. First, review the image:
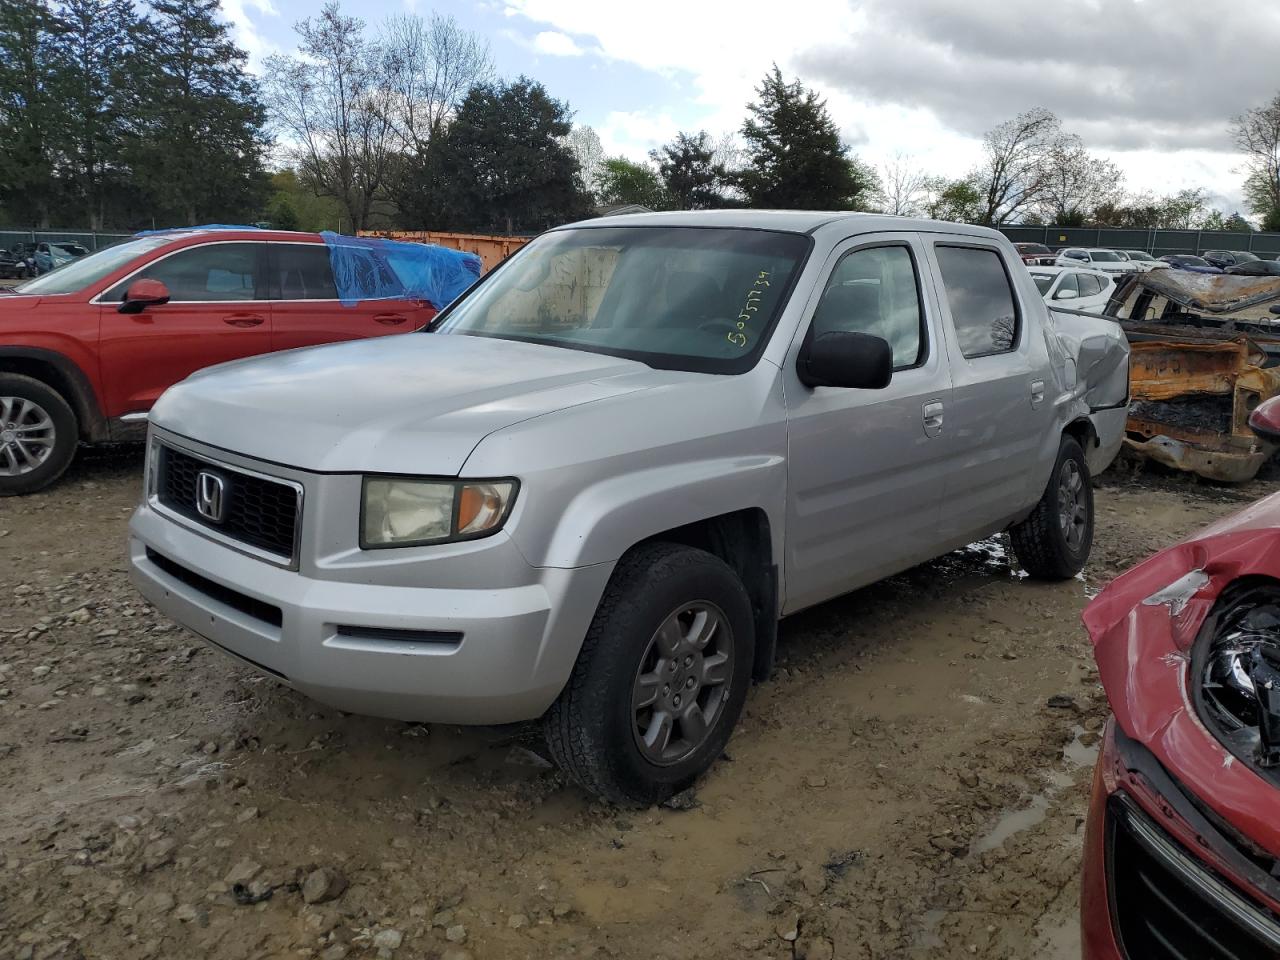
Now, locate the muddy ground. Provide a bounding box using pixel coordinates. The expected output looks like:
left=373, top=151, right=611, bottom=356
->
left=1, top=448, right=1271, bottom=960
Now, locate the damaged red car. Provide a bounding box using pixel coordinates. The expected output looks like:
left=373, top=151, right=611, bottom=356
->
left=1081, top=461, right=1280, bottom=956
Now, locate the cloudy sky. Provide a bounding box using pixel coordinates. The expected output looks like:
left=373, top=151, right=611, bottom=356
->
left=229, top=0, right=1280, bottom=212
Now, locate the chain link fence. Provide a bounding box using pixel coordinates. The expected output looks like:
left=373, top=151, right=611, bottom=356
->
left=998, top=225, right=1280, bottom=258
left=0, top=229, right=133, bottom=252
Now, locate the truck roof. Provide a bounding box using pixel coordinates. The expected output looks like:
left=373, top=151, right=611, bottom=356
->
left=561, top=209, right=1008, bottom=241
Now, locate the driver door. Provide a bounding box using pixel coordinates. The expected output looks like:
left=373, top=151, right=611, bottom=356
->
left=96, top=241, right=272, bottom=417
left=782, top=233, right=955, bottom=612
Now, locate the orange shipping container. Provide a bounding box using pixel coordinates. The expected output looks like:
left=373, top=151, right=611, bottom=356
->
left=357, top=230, right=531, bottom=274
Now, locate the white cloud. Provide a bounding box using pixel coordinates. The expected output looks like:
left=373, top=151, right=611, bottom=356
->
left=221, top=0, right=281, bottom=72
left=532, top=30, right=585, bottom=57
left=597, top=109, right=681, bottom=161
left=502, top=0, right=1256, bottom=209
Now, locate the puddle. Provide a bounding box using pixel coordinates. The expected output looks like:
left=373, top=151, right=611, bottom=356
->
left=915, top=908, right=947, bottom=949
left=915, top=726, right=1099, bottom=949
left=970, top=726, right=1097, bottom=856
left=1063, top=724, right=1100, bottom=769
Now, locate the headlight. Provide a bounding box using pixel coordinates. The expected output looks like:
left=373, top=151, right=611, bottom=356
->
left=361, top=477, right=517, bottom=548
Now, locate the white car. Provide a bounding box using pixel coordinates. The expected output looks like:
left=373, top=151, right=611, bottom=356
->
left=1118, top=250, right=1169, bottom=271
left=1030, top=266, right=1116, bottom=314
left=1055, top=248, right=1139, bottom=276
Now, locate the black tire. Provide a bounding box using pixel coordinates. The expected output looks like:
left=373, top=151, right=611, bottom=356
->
left=544, top=542, right=755, bottom=806
left=1010, top=435, right=1093, bottom=580
left=0, top=373, right=79, bottom=496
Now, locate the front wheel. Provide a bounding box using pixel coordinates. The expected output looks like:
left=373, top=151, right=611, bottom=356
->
left=544, top=542, right=755, bottom=806
left=1010, top=435, right=1094, bottom=580
left=0, top=374, right=79, bottom=496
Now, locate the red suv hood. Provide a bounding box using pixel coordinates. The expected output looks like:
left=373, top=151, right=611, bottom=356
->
left=1083, top=491, right=1280, bottom=861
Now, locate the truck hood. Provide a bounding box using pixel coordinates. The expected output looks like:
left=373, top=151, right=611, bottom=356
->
left=150, top=333, right=655, bottom=474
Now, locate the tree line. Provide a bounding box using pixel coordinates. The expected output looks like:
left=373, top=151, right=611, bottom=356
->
left=0, top=0, right=266, bottom=229
left=3, top=0, right=1279, bottom=236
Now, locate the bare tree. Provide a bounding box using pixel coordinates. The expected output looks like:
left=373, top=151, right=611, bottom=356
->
left=1038, top=135, right=1125, bottom=224
left=263, top=2, right=397, bottom=232
left=564, top=124, right=603, bottom=195
left=973, top=107, right=1063, bottom=225
left=381, top=12, right=492, bottom=155
left=878, top=152, right=931, bottom=217
left=1233, top=94, right=1280, bottom=220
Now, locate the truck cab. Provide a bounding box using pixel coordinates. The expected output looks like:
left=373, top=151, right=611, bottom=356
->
left=127, top=211, right=1129, bottom=805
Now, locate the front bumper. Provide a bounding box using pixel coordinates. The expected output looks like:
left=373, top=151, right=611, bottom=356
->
left=1083, top=720, right=1280, bottom=959
left=128, top=435, right=613, bottom=725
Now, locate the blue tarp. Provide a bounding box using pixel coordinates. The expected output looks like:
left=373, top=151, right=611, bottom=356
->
left=321, top=232, right=482, bottom=310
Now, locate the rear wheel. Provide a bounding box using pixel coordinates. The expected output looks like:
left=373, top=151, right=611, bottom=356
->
left=544, top=542, right=755, bottom=806
left=1010, top=435, right=1093, bottom=580
left=0, top=374, right=78, bottom=496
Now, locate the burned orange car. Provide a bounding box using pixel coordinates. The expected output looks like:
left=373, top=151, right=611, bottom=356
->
left=1107, top=270, right=1280, bottom=482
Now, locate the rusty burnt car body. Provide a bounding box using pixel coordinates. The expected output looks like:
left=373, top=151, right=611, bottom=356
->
left=1106, top=269, right=1280, bottom=481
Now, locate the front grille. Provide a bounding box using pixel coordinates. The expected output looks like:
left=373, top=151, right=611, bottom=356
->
left=1108, top=795, right=1280, bottom=959
left=157, top=445, right=300, bottom=560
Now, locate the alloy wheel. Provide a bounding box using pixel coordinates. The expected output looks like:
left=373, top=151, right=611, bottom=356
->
left=0, top=396, right=56, bottom=476
left=1058, top=458, right=1087, bottom=552
left=631, top=601, right=734, bottom=766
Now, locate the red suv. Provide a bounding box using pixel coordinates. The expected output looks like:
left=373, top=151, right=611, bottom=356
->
left=0, top=228, right=474, bottom=495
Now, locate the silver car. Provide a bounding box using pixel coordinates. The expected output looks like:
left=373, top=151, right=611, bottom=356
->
left=129, top=211, right=1129, bottom=804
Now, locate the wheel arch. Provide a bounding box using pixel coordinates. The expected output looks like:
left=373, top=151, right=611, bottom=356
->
left=1064, top=415, right=1099, bottom=458
left=633, top=508, right=779, bottom=683
left=0, top=347, right=106, bottom=442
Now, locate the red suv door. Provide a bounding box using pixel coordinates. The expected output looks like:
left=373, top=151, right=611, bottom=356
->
left=266, top=241, right=433, bottom=351
left=96, top=240, right=272, bottom=415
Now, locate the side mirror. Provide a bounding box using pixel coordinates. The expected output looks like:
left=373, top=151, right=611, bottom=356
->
left=798, top=331, right=893, bottom=390
left=1054, top=289, right=1079, bottom=301
left=1249, top=395, right=1280, bottom=444
left=119, top=278, right=171, bottom=314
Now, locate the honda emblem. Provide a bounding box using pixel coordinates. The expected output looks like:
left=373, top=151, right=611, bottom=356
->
left=196, top=471, right=226, bottom=523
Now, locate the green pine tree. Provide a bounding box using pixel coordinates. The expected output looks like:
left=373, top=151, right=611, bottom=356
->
left=54, top=0, right=138, bottom=228
left=651, top=131, right=725, bottom=210
left=130, top=0, right=267, bottom=225
left=736, top=66, right=868, bottom=210
left=0, top=0, right=64, bottom=226
left=427, top=77, right=593, bottom=233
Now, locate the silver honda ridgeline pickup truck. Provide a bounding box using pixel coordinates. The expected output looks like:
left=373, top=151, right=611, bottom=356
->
left=129, top=212, right=1129, bottom=805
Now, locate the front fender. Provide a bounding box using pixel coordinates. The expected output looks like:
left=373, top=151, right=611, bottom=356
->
left=0, top=341, right=107, bottom=441
left=537, top=455, right=787, bottom=570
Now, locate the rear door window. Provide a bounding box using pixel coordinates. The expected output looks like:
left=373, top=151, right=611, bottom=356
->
left=1079, top=274, right=1103, bottom=297
left=271, top=244, right=339, bottom=300
left=935, top=246, right=1020, bottom=358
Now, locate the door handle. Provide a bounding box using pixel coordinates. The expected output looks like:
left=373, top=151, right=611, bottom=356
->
left=922, top=399, right=945, bottom=438
left=1031, top=379, right=1046, bottom=406
left=374, top=313, right=408, bottom=326
left=223, top=314, right=265, bottom=327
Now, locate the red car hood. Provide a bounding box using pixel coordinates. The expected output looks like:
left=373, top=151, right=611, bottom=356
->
left=1083, top=491, right=1280, bottom=864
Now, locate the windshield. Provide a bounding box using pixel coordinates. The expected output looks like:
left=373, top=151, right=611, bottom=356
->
left=1235, top=251, right=1260, bottom=262
left=1031, top=273, right=1055, bottom=295
left=1018, top=244, right=1050, bottom=255
left=1090, top=251, right=1122, bottom=262
left=15, top=236, right=172, bottom=295
left=435, top=226, right=811, bottom=373
left=1126, top=251, right=1154, bottom=261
